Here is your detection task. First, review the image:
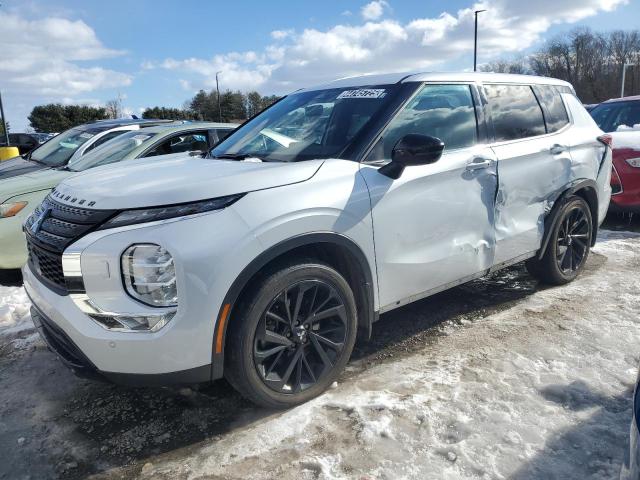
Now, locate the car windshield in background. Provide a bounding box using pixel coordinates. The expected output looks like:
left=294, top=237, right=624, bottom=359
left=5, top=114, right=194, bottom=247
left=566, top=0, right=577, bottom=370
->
left=590, top=100, right=640, bottom=132
left=68, top=131, right=159, bottom=172
left=211, top=85, right=398, bottom=162
left=30, top=127, right=102, bottom=167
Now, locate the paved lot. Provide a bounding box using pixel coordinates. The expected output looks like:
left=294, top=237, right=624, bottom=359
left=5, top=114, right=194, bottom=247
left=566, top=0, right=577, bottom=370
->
left=1, top=213, right=639, bottom=479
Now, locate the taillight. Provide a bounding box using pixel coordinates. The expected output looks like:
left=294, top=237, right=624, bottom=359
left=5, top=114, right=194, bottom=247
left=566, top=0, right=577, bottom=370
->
left=611, top=164, right=623, bottom=195
left=598, top=134, right=613, bottom=147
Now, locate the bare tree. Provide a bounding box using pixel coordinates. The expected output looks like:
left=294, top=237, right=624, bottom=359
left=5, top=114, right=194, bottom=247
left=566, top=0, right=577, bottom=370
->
left=105, top=93, right=124, bottom=119
left=490, top=28, right=640, bottom=102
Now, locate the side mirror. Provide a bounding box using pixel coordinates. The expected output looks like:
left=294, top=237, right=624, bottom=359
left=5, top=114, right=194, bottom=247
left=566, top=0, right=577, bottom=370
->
left=379, top=134, right=445, bottom=179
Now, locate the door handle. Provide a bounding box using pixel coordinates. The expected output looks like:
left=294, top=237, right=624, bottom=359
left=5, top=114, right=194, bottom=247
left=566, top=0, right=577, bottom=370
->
left=466, top=157, right=492, bottom=171
left=550, top=144, right=567, bottom=155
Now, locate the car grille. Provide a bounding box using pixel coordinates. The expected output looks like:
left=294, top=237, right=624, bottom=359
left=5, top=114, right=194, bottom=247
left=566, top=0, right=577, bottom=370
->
left=25, top=196, right=115, bottom=294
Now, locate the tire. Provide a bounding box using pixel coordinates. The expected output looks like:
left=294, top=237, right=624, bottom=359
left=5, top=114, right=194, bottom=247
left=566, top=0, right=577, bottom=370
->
left=225, top=260, right=358, bottom=408
left=526, top=196, right=593, bottom=285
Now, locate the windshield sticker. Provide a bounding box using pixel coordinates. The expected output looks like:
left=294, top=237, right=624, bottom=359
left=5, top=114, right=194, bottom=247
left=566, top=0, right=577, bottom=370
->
left=133, top=134, right=151, bottom=141
left=337, top=89, right=386, bottom=99
left=79, top=132, right=95, bottom=139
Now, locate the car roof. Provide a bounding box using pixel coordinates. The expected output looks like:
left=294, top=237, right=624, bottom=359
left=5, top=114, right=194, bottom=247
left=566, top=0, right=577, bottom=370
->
left=120, top=121, right=239, bottom=135
left=600, top=95, right=640, bottom=104
left=299, top=71, right=573, bottom=92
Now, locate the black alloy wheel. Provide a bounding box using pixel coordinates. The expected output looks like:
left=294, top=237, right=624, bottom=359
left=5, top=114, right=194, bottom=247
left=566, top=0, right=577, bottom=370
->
left=555, top=204, right=591, bottom=274
left=525, top=196, right=593, bottom=285
left=225, top=261, right=357, bottom=408
left=253, top=280, right=348, bottom=394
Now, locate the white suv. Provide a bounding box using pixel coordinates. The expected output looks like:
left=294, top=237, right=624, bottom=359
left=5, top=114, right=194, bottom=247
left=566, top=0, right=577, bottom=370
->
left=23, top=73, right=612, bottom=408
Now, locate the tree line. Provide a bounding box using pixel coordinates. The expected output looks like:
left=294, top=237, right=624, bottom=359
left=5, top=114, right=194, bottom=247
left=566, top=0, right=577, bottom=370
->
left=142, top=90, right=281, bottom=122
left=27, top=90, right=281, bottom=132
left=481, top=28, right=640, bottom=103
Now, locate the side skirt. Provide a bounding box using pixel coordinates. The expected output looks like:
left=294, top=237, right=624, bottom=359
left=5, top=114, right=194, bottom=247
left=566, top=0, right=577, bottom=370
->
left=379, top=250, right=537, bottom=315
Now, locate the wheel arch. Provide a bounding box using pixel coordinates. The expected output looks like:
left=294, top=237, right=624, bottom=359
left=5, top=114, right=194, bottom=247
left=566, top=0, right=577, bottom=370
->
left=538, top=179, right=599, bottom=260
left=211, top=232, right=377, bottom=380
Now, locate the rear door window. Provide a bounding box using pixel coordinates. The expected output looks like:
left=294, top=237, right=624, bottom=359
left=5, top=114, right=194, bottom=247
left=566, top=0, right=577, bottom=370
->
left=485, top=84, right=546, bottom=141
left=533, top=85, right=570, bottom=133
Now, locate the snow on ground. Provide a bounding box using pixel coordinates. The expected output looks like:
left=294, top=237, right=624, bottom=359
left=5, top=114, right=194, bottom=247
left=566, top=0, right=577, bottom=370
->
left=0, top=285, right=32, bottom=335
left=106, top=231, right=640, bottom=480
left=2, top=230, right=640, bottom=479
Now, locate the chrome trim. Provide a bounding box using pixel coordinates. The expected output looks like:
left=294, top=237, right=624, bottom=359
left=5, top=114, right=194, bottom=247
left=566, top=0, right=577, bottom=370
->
left=69, top=292, right=176, bottom=333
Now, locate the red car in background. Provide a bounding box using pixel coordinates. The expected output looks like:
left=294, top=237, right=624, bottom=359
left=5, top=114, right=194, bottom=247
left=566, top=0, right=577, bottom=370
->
left=590, top=96, right=640, bottom=213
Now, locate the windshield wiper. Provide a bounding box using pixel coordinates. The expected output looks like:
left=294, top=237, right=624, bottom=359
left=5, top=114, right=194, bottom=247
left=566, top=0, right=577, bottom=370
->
left=211, top=153, right=254, bottom=160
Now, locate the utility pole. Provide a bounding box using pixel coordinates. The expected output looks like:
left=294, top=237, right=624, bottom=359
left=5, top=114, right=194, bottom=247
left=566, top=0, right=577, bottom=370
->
left=216, top=71, right=223, bottom=122
left=473, top=9, right=486, bottom=72
left=621, top=63, right=636, bottom=98
left=0, top=90, right=9, bottom=145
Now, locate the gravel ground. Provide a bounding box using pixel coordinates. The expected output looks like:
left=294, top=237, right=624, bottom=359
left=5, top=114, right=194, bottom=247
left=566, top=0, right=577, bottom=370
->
left=1, top=213, right=639, bottom=480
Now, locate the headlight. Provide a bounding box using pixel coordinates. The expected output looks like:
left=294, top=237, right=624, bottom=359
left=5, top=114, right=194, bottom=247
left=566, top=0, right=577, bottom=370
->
left=99, top=194, right=244, bottom=230
left=0, top=201, right=28, bottom=218
left=626, top=158, right=640, bottom=168
left=122, top=244, right=177, bottom=307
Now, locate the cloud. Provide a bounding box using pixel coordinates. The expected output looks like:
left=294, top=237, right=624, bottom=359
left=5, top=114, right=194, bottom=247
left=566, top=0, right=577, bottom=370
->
left=0, top=12, right=132, bottom=96
left=361, top=1, right=389, bottom=21
left=271, top=29, right=294, bottom=40
left=146, top=0, right=627, bottom=97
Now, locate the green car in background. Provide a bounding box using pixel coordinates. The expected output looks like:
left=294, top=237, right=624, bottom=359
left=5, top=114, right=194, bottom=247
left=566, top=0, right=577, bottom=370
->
left=0, top=121, right=237, bottom=269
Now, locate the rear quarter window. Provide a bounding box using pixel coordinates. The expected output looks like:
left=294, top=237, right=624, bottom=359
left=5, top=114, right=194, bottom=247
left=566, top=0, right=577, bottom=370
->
left=533, top=85, right=570, bottom=133
left=484, top=84, right=546, bottom=141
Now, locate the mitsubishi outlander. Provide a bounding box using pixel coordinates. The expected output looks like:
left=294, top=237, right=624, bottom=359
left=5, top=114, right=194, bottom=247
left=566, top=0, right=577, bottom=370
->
left=23, top=73, right=612, bottom=408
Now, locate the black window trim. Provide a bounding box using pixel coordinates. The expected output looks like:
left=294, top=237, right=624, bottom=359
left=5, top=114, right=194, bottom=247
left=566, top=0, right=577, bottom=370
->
left=481, top=82, right=573, bottom=145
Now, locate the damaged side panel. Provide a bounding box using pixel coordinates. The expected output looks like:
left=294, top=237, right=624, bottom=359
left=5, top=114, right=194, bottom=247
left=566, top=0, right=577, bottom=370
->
left=491, top=130, right=575, bottom=265
left=360, top=145, right=498, bottom=312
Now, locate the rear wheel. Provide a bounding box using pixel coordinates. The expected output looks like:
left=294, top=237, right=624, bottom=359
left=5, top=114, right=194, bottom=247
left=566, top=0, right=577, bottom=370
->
left=526, top=196, right=593, bottom=285
left=225, top=261, right=357, bottom=408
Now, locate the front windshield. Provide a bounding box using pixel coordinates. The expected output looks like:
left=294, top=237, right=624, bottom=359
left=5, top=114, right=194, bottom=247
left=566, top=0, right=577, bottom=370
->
left=30, top=127, right=99, bottom=167
left=68, top=131, right=158, bottom=172
left=212, top=85, right=398, bottom=162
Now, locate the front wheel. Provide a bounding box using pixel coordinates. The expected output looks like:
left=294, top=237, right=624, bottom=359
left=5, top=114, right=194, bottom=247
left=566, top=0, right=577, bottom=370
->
left=526, top=196, right=593, bottom=285
left=225, top=261, right=358, bottom=408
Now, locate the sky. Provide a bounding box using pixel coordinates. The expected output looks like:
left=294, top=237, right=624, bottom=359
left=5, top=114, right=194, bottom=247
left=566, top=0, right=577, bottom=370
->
left=1, top=0, right=639, bottom=131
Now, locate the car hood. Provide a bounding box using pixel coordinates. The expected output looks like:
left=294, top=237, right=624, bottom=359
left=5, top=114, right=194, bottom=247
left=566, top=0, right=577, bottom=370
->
left=0, top=168, right=69, bottom=204
left=54, top=153, right=325, bottom=209
left=0, top=156, right=47, bottom=180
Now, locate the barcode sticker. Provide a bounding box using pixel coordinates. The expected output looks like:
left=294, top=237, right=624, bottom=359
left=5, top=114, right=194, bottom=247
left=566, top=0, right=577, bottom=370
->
left=337, top=89, right=386, bottom=99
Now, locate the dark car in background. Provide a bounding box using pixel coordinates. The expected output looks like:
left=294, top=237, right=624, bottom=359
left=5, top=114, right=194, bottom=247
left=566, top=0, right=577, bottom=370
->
left=0, top=133, right=40, bottom=155
left=590, top=96, right=640, bottom=213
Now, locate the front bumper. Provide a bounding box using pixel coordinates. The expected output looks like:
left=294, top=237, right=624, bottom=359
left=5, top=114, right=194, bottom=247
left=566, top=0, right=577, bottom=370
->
left=22, top=205, right=260, bottom=384
left=25, top=266, right=213, bottom=385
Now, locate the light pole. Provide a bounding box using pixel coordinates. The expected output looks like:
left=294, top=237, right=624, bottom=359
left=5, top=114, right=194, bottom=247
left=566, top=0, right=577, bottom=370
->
left=215, top=71, right=223, bottom=122
left=621, top=63, right=636, bottom=98
left=473, top=9, right=486, bottom=72
left=0, top=90, right=9, bottom=146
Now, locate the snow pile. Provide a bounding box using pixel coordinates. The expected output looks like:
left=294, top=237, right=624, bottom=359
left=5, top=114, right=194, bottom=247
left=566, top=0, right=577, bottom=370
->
left=616, top=124, right=640, bottom=132
left=127, top=231, right=640, bottom=480
left=0, top=286, right=32, bottom=335
left=611, top=127, right=640, bottom=150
